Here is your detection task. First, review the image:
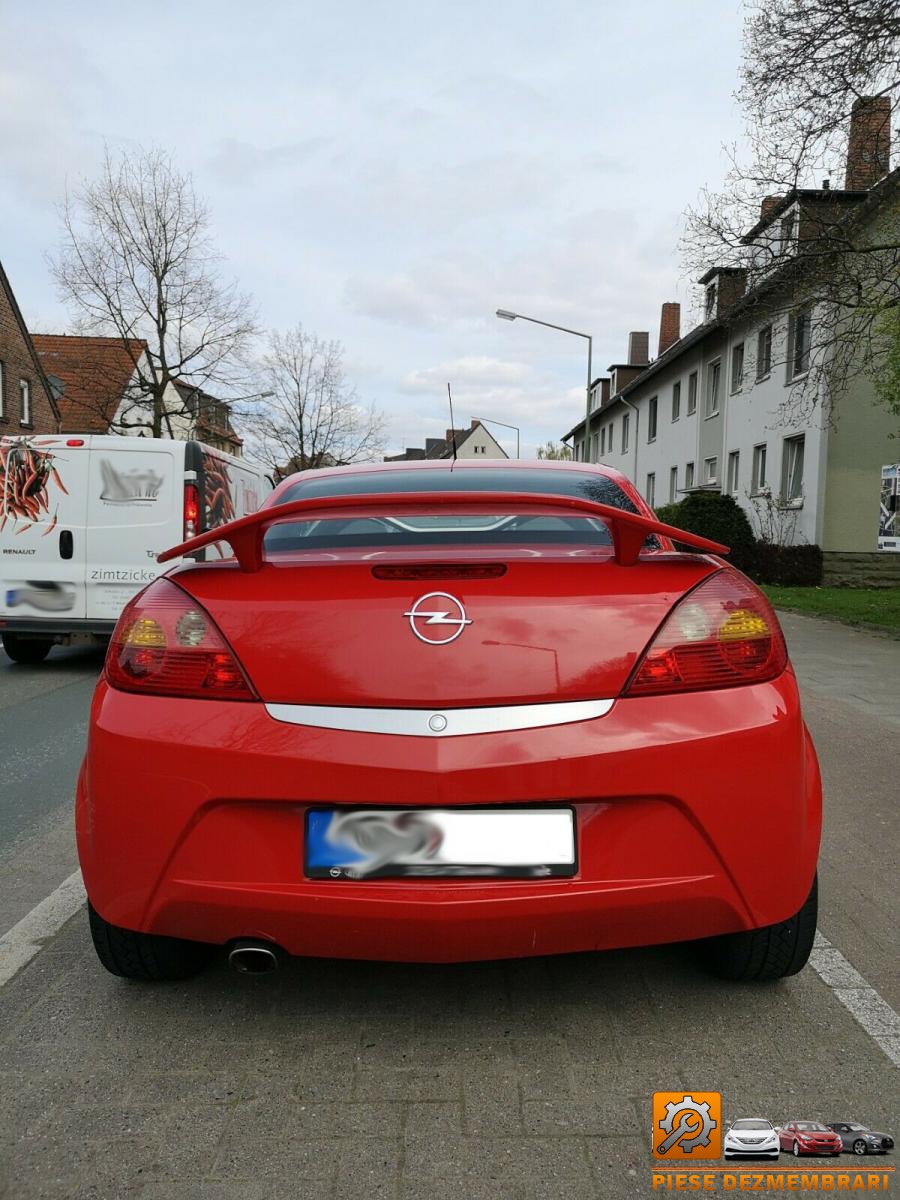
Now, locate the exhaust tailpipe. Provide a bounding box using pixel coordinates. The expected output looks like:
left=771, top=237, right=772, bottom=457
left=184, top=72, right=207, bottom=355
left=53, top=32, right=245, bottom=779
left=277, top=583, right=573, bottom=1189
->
left=228, top=940, right=281, bottom=975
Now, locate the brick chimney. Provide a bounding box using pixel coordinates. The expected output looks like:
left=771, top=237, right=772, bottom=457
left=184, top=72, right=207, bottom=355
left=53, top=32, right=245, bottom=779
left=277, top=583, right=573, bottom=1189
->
left=760, top=194, right=784, bottom=221
left=627, top=331, right=649, bottom=366
left=845, top=95, right=891, bottom=190
left=658, top=302, right=681, bottom=356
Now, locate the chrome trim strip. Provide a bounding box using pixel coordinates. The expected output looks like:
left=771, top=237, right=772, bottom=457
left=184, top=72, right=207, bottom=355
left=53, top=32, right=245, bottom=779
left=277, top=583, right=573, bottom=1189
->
left=264, top=697, right=615, bottom=737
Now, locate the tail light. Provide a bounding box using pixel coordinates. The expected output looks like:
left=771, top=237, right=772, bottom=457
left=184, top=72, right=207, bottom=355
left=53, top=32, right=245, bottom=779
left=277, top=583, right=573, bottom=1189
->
left=626, top=568, right=787, bottom=696
left=105, top=578, right=256, bottom=700
left=183, top=482, right=200, bottom=539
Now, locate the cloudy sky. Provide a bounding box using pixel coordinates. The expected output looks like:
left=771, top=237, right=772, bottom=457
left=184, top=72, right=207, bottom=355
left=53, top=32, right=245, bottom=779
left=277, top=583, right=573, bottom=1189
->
left=2, top=0, right=746, bottom=457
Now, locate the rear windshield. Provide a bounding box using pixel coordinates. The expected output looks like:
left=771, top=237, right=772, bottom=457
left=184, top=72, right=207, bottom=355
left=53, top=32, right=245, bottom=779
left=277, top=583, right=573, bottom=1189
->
left=265, top=468, right=640, bottom=553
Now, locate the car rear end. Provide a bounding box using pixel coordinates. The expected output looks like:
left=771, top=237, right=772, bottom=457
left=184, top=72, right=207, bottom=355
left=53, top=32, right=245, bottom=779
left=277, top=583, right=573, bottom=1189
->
left=77, top=462, right=821, bottom=969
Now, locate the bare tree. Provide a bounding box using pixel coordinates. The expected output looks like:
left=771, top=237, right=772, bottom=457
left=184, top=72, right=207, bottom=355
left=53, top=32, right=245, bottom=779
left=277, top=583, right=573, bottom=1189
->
left=536, top=440, right=573, bottom=460
left=245, top=325, right=386, bottom=475
left=51, top=146, right=257, bottom=437
left=680, top=0, right=900, bottom=425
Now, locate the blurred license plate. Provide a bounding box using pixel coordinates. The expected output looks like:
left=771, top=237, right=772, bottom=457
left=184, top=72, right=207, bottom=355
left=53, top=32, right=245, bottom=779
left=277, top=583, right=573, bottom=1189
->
left=305, top=807, right=576, bottom=880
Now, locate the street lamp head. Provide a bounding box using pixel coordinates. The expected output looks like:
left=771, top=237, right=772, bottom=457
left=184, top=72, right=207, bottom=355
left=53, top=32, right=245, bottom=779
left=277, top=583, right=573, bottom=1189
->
left=495, top=309, right=517, bottom=321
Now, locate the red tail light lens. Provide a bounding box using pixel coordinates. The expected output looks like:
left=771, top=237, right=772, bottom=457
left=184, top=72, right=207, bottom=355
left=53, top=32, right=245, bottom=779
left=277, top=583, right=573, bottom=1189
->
left=183, top=482, right=200, bottom=539
left=105, top=578, right=256, bottom=700
left=626, top=569, right=787, bottom=696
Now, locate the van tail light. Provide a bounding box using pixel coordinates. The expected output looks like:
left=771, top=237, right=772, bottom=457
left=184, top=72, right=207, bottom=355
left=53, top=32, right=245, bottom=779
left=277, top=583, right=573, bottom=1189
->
left=105, top=578, right=256, bottom=701
left=183, top=482, right=200, bottom=539
left=625, top=568, right=787, bottom=696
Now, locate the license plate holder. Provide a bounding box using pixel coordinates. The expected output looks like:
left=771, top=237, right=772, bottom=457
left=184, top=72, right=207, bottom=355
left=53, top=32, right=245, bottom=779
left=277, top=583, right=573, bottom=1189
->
left=304, top=806, right=576, bottom=880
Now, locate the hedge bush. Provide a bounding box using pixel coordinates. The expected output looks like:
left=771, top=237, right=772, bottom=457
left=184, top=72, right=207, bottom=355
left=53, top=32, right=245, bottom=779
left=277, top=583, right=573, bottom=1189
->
left=754, top=542, right=823, bottom=586
left=651, top=492, right=823, bottom=585
left=653, top=492, right=757, bottom=575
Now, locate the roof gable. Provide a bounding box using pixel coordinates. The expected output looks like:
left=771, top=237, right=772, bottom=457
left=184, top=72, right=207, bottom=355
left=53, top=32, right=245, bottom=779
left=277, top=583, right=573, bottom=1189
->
left=31, top=334, right=147, bottom=432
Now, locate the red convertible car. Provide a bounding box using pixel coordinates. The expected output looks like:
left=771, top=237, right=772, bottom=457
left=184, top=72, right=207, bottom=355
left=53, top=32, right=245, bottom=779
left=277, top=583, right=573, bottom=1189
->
left=76, top=461, right=821, bottom=981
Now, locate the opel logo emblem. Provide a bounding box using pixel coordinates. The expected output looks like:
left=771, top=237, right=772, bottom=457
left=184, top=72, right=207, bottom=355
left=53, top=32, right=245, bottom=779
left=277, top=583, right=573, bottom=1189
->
left=403, top=592, right=472, bottom=645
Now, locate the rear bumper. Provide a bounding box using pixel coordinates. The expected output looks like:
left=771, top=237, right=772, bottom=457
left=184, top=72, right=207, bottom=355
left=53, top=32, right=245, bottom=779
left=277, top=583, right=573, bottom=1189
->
left=0, top=617, right=114, bottom=637
left=76, top=671, right=821, bottom=962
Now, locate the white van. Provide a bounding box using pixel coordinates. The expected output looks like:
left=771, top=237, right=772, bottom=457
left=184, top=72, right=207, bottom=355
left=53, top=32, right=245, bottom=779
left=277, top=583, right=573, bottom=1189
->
left=0, top=435, right=271, bottom=662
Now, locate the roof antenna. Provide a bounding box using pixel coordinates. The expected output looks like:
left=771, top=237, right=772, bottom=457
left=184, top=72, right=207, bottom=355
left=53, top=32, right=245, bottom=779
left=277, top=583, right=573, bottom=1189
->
left=447, top=382, right=458, bottom=470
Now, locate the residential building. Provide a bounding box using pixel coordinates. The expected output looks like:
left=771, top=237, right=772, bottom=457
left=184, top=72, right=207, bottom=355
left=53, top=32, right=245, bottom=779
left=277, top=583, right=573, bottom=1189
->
left=0, top=260, right=59, bottom=435
left=385, top=420, right=508, bottom=461
left=561, top=98, right=900, bottom=580
left=32, top=334, right=242, bottom=454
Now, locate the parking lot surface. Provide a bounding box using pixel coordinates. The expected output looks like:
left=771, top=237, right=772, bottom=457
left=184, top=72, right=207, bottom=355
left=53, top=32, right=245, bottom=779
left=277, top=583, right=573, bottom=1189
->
left=1, top=614, right=898, bottom=1199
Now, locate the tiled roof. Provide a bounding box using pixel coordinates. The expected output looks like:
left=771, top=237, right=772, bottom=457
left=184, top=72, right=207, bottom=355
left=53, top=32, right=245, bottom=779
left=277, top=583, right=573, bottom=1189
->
left=31, top=334, right=146, bottom=433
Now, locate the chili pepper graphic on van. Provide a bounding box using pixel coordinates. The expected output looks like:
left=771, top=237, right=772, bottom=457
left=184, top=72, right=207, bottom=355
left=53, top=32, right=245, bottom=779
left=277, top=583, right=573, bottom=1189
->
left=0, top=439, right=67, bottom=534
left=0, top=435, right=271, bottom=662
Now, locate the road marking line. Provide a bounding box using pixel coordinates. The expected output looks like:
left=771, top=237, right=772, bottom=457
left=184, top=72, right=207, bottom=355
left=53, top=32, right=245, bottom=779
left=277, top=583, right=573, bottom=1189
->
left=810, top=931, right=900, bottom=1068
left=0, top=869, right=85, bottom=989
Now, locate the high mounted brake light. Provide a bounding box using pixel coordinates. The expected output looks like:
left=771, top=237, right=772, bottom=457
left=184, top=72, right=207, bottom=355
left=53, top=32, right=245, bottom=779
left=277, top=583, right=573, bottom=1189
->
left=105, top=578, right=256, bottom=701
left=625, top=569, right=787, bottom=696
left=157, top=490, right=730, bottom=571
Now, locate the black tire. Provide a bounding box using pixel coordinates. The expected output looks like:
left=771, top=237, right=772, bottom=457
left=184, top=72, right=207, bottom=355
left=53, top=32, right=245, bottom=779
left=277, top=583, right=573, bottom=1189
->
left=2, top=632, right=52, bottom=664
left=700, top=873, right=818, bottom=982
left=793, top=1142, right=800, bottom=1157
left=88, top=901, right=212, bottom=981
left=852, top=1140, right=867, bottom=1156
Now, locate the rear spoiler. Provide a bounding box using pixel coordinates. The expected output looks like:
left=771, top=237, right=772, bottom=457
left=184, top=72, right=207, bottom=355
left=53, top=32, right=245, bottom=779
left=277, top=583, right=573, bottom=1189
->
left=157, top=490, right=729, bottom=572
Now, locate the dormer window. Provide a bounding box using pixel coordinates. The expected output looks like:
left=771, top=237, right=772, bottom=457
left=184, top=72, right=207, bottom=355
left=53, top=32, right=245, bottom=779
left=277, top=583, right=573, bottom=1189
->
left=705, top=283, right=717, bottom=319
left=779, top=211, right=796, bottom=253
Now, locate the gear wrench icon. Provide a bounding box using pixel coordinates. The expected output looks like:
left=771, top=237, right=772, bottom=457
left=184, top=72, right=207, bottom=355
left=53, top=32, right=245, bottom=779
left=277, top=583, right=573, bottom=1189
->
left=657, top=1095, right=717, bottom=1155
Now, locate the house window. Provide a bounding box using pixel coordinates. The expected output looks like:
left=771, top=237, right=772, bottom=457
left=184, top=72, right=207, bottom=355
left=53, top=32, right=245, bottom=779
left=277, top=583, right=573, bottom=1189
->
left=622, top=413, right=629, bottom=452
left=727, top=450, right=740, bottom=494
left=730, top=343, right=744, bottom=392
left=19, top=379, right=31, bottom=425
left=671, top=381, right=681, bottom=422
left=646, top=473, right=656, bottom=507
left=752, top=443, right=768, bottom=493
left=704, top=456, right=718, bottom=484
left=789, top=308, right=812, bottom=379
left=756, top=325, right=772, bottom=379
left=591, top=433, right=598, bottom=460
left=687, top=372, right=698, bottom=415
left=0, top=360, right=5, bottom=418
left=669, top=465, right=678, bottom=502
left=782, top=435, right=805, bottom=501
left=685, top=461, right=695, bottom=488
left=780, top=211, right=796, bottom=253
left=647, top=396, right=658, bottom=442
left=705, top=283, right=717, bottom=319
left=705, top=361, right=721, bottom=417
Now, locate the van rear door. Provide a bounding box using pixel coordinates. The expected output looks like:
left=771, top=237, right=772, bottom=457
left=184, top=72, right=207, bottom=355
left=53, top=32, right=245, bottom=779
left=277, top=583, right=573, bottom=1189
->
left=0, top=436, right=90, bottom=624
left=84, top=439, right=181, bottom=622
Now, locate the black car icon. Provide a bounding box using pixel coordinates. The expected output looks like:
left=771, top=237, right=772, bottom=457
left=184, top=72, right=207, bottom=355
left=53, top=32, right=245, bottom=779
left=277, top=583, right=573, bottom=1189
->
left=826, top=1124, right=894, bottom=1155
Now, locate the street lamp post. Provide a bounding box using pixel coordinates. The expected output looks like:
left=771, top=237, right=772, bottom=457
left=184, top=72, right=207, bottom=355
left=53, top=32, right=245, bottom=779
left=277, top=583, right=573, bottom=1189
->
left=473, top=415, right=520, bottom=459
left=496, top=308, right=593, bottom=462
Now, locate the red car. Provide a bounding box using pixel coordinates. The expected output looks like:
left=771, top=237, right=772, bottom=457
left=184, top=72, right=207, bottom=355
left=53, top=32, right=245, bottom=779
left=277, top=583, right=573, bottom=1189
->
left=77, top=461, right=821, bottom=981
left=779, top=1123, right=843, bottom=1157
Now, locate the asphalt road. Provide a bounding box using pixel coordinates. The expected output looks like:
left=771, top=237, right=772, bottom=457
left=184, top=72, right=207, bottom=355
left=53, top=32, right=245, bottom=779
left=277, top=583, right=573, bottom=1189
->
left=0, top=618, right=898, bottom=1200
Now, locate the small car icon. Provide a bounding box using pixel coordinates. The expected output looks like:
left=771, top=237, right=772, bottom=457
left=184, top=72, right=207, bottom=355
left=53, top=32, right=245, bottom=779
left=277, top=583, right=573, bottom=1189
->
left=779, top=1122, right=842, bottom=1156
left=826, top=1124, right=895, bottom=1155
left=724, top=1119, right=780, bottom=1159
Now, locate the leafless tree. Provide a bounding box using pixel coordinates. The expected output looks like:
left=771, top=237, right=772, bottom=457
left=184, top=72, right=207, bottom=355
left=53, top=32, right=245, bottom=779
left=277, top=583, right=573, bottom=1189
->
left=244, top=325, right=386, bottom=475
left=680, top=0, right=900, bottom=425
left=51, top=147, right=257, bottom=437
left=536, top=440, right=573, bottom=460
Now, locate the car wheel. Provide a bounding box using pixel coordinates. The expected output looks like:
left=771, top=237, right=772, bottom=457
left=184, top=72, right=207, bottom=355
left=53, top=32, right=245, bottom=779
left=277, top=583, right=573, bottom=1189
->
left=700, top=873, right=817, bottom=982
left=793, top=1142, right=800, bottom=1157
left=852, top=1140, right=867, bottom=1156
left=88, top=901, right=212, bottom=981
left=2, top=633, right=52, bottom=664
